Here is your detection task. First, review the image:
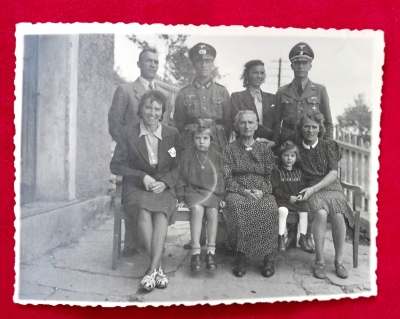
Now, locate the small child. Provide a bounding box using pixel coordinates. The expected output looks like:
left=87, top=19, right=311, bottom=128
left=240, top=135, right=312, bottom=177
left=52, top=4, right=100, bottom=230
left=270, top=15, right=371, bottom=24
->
left=177, top=119, right=225, bottom=271
left=271, top=141, right=313, bottom=253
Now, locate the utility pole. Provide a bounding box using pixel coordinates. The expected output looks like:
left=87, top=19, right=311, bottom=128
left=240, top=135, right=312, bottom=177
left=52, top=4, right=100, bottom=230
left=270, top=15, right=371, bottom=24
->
left=278, top=58, right=282, bottom=89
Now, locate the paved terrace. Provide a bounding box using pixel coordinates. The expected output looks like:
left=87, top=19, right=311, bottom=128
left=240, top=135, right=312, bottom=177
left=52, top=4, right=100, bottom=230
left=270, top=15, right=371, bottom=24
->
left=18, top=217, right=372, bottom=305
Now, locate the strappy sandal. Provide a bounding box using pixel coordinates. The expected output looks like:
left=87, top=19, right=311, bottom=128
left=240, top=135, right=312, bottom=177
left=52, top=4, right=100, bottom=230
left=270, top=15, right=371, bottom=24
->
left=140, top=269, right=157, bottom=291
left=155, top=267, right=169, bottom=289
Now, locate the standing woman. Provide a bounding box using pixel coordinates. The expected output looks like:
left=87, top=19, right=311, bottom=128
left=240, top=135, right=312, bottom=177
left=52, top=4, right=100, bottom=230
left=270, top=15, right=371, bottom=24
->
left=223, top=110, right=278, bottom=278
left=110, top=90, right=179, bottom=291
left=297, top=110, right=355, bottom=279
left=230, top=60, right=276, bottom=147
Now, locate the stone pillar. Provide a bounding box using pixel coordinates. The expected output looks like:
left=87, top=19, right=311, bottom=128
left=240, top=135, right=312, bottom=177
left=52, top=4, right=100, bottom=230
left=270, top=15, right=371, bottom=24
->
left=35, top=35, right=78, bottom=201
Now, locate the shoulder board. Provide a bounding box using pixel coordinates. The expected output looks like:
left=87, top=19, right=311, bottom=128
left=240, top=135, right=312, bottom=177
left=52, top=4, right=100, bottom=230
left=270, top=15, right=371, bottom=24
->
left=214, top=82, right=226, bottom=88
left=310, top=81, right=325, bottom=88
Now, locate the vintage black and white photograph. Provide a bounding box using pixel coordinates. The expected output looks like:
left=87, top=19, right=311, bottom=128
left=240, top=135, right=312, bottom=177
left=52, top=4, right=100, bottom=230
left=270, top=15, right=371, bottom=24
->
left=14, top=23, right=382, bottom=306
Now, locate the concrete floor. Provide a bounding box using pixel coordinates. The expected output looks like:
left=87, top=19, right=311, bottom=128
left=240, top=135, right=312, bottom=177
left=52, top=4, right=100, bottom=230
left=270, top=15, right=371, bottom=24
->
left=17, top=218, right=373, bottom=305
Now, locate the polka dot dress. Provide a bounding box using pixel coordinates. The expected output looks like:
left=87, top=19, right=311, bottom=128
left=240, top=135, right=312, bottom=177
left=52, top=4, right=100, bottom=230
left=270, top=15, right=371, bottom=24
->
left=222, top=139, right=278, bottom=256
left=298, top=139, right=355, bottom=228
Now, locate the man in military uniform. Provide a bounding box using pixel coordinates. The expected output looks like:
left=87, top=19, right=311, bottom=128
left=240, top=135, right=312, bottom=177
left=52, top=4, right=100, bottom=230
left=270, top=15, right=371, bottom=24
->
left=273, top=42, right=334, bottom=253
left=174, top=43, right=231, bottom=152
left=272, top=42, right=333, bottom=147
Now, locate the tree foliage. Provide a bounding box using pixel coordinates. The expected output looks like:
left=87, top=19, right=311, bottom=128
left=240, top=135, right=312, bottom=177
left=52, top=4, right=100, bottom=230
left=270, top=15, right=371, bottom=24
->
left=337, top=94, right=371, bottom=142
left=127, top=34, right=221, bottom=87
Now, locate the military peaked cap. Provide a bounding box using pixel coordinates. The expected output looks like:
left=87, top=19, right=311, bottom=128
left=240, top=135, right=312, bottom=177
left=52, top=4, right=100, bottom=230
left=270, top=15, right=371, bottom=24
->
left=289, top=42, right=314, bottom=62
left=189, top=43, right=216, bottom=62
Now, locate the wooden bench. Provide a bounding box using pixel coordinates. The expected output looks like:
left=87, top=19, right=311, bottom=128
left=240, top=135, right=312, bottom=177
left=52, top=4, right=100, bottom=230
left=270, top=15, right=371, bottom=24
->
left=111, top=176, right=364, bottom=270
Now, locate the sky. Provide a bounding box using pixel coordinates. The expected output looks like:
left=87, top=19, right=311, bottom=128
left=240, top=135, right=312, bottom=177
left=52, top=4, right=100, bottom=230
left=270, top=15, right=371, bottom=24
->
left=115, top=31, right=376, bottom=124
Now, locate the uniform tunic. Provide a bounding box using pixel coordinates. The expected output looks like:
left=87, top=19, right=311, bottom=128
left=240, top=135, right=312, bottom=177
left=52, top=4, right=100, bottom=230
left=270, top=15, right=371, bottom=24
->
left=174, top=80, right=231, bottom=152
left=271, top=166, right=308, bottom=212
left=273, top=79, right=333, bottom=146
left=222, top=139, right=278, bottom=256
left=298, top=139, right=355, bottom=228
left=176, top=149, right=225, bottom=209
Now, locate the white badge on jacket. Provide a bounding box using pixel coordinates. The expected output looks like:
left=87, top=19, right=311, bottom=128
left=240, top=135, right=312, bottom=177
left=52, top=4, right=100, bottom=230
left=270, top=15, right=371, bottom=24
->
left=168, top=147, right=176, bottom=157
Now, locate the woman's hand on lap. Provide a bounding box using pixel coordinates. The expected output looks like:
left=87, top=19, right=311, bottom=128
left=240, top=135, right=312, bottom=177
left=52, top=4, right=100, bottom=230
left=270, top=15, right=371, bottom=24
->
left=178, top=201, right=186, bottom=209
left=152, top=181, right=167, bottom=193
left=252, top=189, right=263, bottom=200
left=243, top=189, right=258, bottom=200
left=143, top=175, right=157, bottom=191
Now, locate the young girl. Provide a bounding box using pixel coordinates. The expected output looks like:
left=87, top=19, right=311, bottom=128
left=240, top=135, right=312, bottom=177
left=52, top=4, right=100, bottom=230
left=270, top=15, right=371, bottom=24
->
left=177, top=119, right=225, bottom=271
left=271, top=141, right=313, bottom=253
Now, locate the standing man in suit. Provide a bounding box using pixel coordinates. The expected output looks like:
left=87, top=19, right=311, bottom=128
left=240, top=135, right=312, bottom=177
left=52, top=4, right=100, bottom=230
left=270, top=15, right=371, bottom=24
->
left=173, top=43, right=231, bottom=153
left=272, top=42, right=334, bottom=252
left=230, top=59, right=276, bottom=148
left=108, top=47, right=170, bottom=257
left=272, top=42, right=333, bottom=147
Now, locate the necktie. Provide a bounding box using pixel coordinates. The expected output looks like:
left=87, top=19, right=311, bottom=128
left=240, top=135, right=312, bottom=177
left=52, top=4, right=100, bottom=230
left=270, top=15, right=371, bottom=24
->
left=148, top=82, right=155, bottom=91
left=250, top=89, right=262, bottom=103
left=297, top=82, right=303, bottom=97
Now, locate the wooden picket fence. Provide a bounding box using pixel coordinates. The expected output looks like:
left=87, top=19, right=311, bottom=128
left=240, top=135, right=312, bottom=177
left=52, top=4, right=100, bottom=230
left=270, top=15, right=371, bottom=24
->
left=335, top=126, right=370, bottom=212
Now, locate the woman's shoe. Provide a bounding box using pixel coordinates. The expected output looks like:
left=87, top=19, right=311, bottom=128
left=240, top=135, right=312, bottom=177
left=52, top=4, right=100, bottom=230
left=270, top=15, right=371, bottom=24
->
left=155, top=267, right=169, bottom=289
left=205, top=252, right=217, bottom=270
left=190, top=254, right=202, bottom=271
left=261, top=254, right=275, bottom=278
left=334, top=261, right=348, bottom=279
left=314, top=261, right=326, bottom=279
left=233, top=252, right=246, bottom=277
left=140, top=269, right=157, bottom=291
left=298, top=234, right=314, bottom=253
left=278, top=235, right=286, bottom=252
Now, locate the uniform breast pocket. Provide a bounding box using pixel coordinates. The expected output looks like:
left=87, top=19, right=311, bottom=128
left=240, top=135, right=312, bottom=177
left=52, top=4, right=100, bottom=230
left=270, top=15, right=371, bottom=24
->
left=306, top=96, right=320, bottom=110
left=184, top=98, right=199, bottom=117
left=281, top=98, right=294, bottom=115
left=211, top=97, right=223, bottom=117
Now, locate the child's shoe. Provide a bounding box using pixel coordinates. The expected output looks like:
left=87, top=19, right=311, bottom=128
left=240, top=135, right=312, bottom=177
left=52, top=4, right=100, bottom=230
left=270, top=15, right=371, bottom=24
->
left=298, top=233, right=314, bottom=253
left=278, top=235, right=286, bottom=251
left=190, top=254, right=202, bottom=271
left=205, top=252, right=217, bottom=270
left=285, top=224, right=298, bottom=249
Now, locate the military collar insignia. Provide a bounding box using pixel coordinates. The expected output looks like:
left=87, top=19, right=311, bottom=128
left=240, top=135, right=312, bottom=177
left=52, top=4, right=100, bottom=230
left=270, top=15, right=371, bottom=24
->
left=193, top=79, right=213, bottom=89
left=310, top=82, right=316, bottom=90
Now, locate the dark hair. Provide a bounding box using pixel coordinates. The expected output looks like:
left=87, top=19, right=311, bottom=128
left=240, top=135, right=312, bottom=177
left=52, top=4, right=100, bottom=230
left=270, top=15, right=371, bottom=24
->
left=277, top=141, right=300, bottom=165
left=240, top=60, right=265, bottom=88
left=138, top=47, right=158, bottom=61
left=297, top=110, right=326, bottom=138
left=190, top=119, right=214, bottom=141
left=137, top=90, right=167, bottom=121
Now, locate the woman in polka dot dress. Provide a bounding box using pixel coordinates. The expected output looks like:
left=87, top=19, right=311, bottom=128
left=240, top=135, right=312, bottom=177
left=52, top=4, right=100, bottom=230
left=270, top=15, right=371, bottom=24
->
left=222, top=110, right=278, bottom=278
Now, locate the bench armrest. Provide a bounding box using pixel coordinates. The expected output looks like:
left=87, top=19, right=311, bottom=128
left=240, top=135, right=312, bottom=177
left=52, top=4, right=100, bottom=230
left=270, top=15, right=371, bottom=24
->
left=340, top=180, right=365, bottom=211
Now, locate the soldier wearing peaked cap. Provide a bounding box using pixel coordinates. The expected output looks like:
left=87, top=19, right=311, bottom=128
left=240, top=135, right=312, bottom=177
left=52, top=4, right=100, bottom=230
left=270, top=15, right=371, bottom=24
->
left=173, top=43, right=231, bottom=152
left=272, top=42, right=333, bottom=147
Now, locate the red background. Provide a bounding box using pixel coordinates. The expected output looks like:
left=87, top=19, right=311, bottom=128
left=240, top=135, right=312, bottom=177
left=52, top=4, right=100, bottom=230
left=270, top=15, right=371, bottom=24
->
left=1, top=0, right=398, bottom=318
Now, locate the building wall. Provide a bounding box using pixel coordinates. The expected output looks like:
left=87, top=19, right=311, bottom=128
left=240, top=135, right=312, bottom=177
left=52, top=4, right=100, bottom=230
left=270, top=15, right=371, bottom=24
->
left=76, top=35, right=114, bottom=200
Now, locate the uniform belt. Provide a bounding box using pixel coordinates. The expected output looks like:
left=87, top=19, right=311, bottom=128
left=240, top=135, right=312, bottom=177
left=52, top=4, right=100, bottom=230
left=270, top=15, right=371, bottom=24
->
left=281, top=121, right=296, bottom=130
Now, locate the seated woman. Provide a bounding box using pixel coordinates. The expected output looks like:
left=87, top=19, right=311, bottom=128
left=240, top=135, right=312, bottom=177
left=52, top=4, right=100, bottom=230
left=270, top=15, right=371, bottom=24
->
left=110, top=90, right=179, bottom=291
left=222, top=110, right=278, bottom=278
left=230, top=60, right=276, bottom=147
left=297, top=110, right=355, bottom=279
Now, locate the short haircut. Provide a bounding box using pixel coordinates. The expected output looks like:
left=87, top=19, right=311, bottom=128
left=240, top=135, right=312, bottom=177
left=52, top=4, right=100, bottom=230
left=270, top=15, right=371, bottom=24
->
left=240, top=60, right=265, bottom=88
left=138, top=47, right=158, bottom=61
left=277, top=141, right=300, bottom=164
left=137, top=90, right=167, bottom=121
left=190, top=119, right=214, bottom=141
left=234, top=110, right=258, bottom=131
left=297, top=110, right=326, bottom=138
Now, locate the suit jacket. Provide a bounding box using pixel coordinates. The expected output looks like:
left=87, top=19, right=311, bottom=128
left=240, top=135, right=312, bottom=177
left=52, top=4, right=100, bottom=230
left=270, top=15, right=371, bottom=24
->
left=273, top=79, right=333, bottom=145
left=230, top=89, right=276, bottom=139
left=110, top=123, right=179, bottom=205
left=108, top=78, right=171, bottom=144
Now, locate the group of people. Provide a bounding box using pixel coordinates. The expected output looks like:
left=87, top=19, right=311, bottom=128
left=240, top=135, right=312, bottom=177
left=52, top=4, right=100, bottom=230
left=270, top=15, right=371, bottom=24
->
left=108, top=41, right=355, bottom=292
